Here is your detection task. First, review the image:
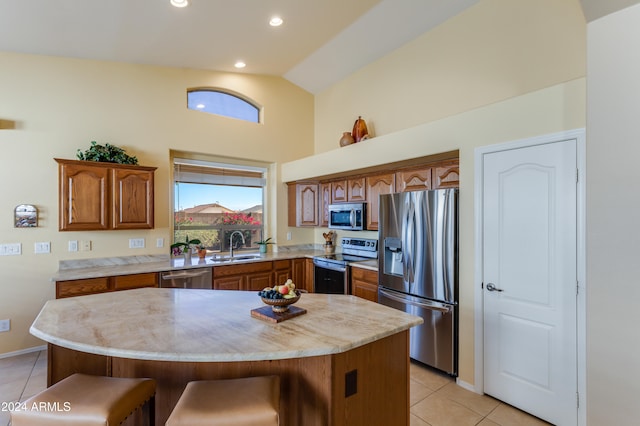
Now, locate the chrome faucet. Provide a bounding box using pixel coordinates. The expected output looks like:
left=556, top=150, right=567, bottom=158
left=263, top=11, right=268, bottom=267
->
left=229, top=230, right=246, bottom=258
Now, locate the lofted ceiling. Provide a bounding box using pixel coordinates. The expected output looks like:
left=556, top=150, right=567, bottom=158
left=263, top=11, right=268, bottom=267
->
left=0, top=0, right=637, bottom=94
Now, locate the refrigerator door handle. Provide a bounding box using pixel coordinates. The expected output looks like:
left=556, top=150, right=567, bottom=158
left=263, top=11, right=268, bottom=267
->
left=401, top=202, right=410, bottom=283
left=379, top=288, right=452, bottom=313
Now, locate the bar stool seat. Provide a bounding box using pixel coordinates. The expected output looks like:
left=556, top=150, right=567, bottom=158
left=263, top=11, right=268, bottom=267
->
left=166, top=376, right=280, bottom=426
left=10, top=373, right=156, bottom=426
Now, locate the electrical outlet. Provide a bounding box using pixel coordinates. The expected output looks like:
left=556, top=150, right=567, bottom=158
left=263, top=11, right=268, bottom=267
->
left=0, top=243, right=21, bottom=256
left=0, top=319, right=10, bottom=333
left=81, top=240, right=92, bottom=251
left=68, top=240, right=78, bottom=252
left=34, top=242, right=51, bottom=254
left=286, top=232, right=292, bottom=241
left=129, top=238, right=145, bottom=249
left=156, top=238, right=164, bottom=248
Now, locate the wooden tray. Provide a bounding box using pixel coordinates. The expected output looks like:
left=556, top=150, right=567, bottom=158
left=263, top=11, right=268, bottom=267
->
left=251, top=305, right=307, bottom=323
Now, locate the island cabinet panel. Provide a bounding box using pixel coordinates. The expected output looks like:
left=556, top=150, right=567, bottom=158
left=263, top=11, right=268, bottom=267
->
left=56, top=159, right=156, bottom=231
left=319, top=182, right=331, bottom=227
left=287, top=182, right=319, bottom=227
left=350, top=268, right=379, bottom=303
left=365, top=173, right=395, bottom=231
left=56, top=273, right=159, bottom=298
left=395, top=167, right=432, bottom=192
left=112, top=168, right=154, bottom=229
left=433, top=160, right=460, bottom=189
left=48, top=345, right=110, bottom=387
left=347, top=177, right=366, bottom=202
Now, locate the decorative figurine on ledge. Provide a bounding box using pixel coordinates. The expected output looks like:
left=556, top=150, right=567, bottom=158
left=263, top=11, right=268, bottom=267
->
left=323, top=231, right=335, bottom=254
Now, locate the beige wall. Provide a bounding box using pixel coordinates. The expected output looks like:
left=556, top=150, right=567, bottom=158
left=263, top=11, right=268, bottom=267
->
left=0, top=52, right=314, bottom=354
left=284, top=0, right=587, bottom=387
left=586, top=4, right=640, bottom=423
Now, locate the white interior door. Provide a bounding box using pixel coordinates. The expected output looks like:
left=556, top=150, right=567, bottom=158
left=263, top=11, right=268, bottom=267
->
left=483, top=140, right=577, bottom=425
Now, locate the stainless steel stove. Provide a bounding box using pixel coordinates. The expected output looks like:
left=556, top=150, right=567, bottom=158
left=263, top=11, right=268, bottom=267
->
left=313, top=238, right=377, bottom=294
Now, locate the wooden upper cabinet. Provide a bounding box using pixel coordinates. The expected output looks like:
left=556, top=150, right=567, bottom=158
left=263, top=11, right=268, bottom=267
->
left=112, top=167, right=154, bottom=229
left=319, top=182, right=331, bottom=227
left=331, top=180, right=348, bottom=203
left=58, top=160, right=110, bottom=231
left=366, top=173, right=395, bottom=230
left=347, top=178, right=366, bottom=202
left=396, top=168, right=432, bottom=192
left=433, top=160, right=459, bottom=189
left=56, top=159, right=156, bottom=231
left=288, top=182, right=319, bottom=227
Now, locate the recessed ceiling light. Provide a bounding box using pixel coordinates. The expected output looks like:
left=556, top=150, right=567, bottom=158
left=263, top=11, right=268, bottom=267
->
left=234, top=61, right=246, bottom=69
left=269, top=17, right=283, bottom=27
left=170, top=0, right=189, bottom=8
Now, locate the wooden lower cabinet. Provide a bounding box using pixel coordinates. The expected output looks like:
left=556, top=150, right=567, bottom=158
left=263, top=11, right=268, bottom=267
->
left=213, top=261, right=273, bottom=291
left=56, top=273, right=158, bottom=299
left=305, top=258, right=315, bottom=292
left=273, top=259, right=293, bottom=287
left=350, top=267, right=378, bottom=303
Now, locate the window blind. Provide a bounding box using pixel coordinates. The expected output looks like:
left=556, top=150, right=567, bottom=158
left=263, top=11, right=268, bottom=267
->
left=173, top=158, right=266, bottom=187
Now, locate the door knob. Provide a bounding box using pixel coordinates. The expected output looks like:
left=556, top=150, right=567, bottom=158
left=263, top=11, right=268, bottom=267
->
left=486, top=283, right=503, bottom=292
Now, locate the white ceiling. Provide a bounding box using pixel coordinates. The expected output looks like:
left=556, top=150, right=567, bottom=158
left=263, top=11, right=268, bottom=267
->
left=0, top=0, right=635, bottom=94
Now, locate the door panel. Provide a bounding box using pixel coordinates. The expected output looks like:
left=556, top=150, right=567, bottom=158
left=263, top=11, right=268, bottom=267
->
left=483, top=140, right=577, bottom=425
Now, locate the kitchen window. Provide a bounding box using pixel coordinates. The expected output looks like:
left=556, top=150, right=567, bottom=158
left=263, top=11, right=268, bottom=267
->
left=187, top=88, right=261, bottom=123
left=173, top=157, right=266, bottom=254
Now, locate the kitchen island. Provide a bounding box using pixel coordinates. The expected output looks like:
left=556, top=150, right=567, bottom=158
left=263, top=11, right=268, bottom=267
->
left=31, top=288, right=422, bottom=425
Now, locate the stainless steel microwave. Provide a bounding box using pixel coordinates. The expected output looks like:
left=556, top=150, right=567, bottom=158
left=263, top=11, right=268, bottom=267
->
left=328, top=203, right=366, bottom=230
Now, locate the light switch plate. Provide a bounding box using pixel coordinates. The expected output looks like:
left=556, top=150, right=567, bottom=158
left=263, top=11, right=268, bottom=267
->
left=34, top=242, right=51, bottom=254
left=81, top=240, right=92, bottom=251
left=156, top=238, right=164, bottom=248
left=68, top=240, right=78, bottom=252
left=0, top=319, right=10, bottom=333
left=0, top=243, right=21, bottom=256
left=129, top=238, right=145, bottom=249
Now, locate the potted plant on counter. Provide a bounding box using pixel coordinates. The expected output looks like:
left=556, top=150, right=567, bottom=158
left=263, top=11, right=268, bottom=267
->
left=170, top=236, right=202, bottom=260
left=256, top=237, right=274, bottom=254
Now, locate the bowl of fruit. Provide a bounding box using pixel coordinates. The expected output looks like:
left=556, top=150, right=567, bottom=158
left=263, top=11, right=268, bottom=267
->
left=258, top=279, right=300, bottom=313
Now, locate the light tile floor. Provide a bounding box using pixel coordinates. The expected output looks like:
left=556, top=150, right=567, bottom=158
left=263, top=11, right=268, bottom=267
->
left=0, top=350, right=550, bottom=426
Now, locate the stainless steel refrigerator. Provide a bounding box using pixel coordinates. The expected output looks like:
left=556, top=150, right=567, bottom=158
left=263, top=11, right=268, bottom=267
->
left=378, top=189, right=458, bottom=376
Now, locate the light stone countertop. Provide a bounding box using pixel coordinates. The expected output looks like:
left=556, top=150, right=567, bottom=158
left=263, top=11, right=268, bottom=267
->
left=52, top=249, right=379, bottom=282
left=30, top=288, right=421, bottom=362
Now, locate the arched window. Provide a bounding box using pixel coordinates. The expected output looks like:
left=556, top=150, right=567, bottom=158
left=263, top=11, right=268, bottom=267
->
left=187, top=89, right=260, bottom=123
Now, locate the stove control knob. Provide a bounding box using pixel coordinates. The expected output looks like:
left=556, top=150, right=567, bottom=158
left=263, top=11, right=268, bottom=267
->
left=343, top=239, right=350, bottom=245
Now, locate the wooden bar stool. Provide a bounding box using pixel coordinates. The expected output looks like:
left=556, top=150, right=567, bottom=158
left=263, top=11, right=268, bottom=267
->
left=10, top=373, right=156, bottom=426
left=166, top=376, right=280, bottom=426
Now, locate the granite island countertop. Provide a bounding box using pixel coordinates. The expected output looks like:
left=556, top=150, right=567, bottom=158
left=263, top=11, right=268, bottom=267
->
left=30, top=288, right=421, bottom=362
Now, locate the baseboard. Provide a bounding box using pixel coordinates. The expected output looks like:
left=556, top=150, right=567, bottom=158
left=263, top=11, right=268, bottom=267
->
left=0, top=345, right=47, bottom=359
left=456, top=377, right=481, bottom=394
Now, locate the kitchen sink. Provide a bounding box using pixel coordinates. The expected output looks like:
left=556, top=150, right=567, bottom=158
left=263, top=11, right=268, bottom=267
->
left=209, top=254, right=262, bottom=263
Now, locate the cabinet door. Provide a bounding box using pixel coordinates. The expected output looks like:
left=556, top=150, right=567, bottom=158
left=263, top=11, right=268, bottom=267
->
left=396, top=168, right=432, bottom=192
left=56, top=277, right=110, bottom=299
left=292, top=258, right=306, bottom=290
left=348, top=178, right=366, bottom=202
left=331, top=180, right=348, bottom=203
left=273, top=259, right=293, bottom=287
left=59, top=162, right=109, bottom=231
left=214, top=276, right=243, bottom=290
left=305, top=258, right=315, bottom=293
left=433, top=161, right=460, bottom=189
left=112, top=273, right=158, bottom=290
left=319, top=182, right=331, bottom=227
left=112, top=168, right=154, bottom=229
left=351, top=268, right=379, bottom=303
left=288, top=183, right=319, bottom=227
left=245, top=272, right=273, bottom=291
left=366, top=173, right=395, bottom=231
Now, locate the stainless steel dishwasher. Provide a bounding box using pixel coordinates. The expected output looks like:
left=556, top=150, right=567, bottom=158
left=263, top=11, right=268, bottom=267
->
left=160, top=268, right=212, bottom=289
